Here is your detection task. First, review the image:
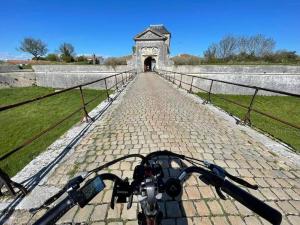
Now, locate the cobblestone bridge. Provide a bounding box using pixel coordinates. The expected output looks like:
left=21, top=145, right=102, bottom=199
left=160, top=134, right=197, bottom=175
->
left=8, top=73, right=300, bottom=225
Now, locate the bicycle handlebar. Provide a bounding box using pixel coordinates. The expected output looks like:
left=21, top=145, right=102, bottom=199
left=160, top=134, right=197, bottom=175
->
left=32, top=151, right=282, bottom=225
left=178, top=166, right=282, bottom=225
left=221, top=179, right=282, bottom=225
left=34, top=196, right=75, bottom=225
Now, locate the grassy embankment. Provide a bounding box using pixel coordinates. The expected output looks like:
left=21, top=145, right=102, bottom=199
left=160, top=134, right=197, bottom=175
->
left=0, top=87, right=108, bottom=176
left=197, top=93, right=300, bottom=152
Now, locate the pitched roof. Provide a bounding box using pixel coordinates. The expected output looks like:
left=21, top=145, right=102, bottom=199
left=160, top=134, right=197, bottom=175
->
left=134, top=29, right=166, bottom=41
left=134, top=24, right=170, bottom=41
left=149, top=24, right=170, bottom=35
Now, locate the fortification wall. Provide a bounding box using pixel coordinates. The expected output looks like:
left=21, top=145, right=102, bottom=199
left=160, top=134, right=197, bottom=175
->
left=166, top=65, right=300, bottom=74
left=163, top=65, right=300, bottom=95
left=33, top=65, right=132, bottom=89
left=0, top=72, right=36, bottom=88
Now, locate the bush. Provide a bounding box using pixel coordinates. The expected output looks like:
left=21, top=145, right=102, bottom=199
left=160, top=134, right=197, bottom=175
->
left=104, top=55, right=131, bottom=66
left=61, top=55, right=74, bottom=63
left=76, top=55, right=88, bottom=62
left=45, top=54, right=59, bottom=62
left=171, top=54, right=202, bottom=65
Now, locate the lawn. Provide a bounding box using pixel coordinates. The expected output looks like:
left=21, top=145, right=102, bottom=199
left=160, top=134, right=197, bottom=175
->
left=0, top=86, right=109, bottom=176
left=197, top=93, right=300, bottom=152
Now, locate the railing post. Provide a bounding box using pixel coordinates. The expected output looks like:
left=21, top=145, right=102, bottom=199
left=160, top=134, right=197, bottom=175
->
left=179, top=74, right=183, bottom=88
left=173, top=72, right=176, bottom=84
left=79, top=86, right=93, bottom=122
left=121, top=73, right=125, bottom=85
left=0, top=168, right=28, bottom=197
left=104, top=78, right=112, bottom=102
left=204, top=80, right=214, bottom=104
left=115, top=74, right=118, bottom=91
left=241, top=88, right=258, bottom=125
left=188, top=76, right=194, bottom=93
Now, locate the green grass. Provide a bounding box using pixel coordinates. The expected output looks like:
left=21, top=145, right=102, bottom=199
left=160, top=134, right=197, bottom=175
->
left=197, top=93, right=300, bottom=152
left=0, top=86, right=109, bottom=176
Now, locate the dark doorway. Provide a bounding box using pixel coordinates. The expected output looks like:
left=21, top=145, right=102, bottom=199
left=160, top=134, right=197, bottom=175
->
left=144, top=57, right=156, bottom=72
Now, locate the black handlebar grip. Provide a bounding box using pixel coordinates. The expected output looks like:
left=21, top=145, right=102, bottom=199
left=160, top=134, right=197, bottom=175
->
left=221, top=180, right=282, bottom=225
left=33, top=196, right=75, bottom=225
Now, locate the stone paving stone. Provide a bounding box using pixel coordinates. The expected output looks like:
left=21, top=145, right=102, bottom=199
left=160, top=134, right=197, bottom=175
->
left=8, top=73, right=300, bottom=224
left=193, top=217, right=213, bottom=225
left=108, top=222, right=123, bottom=225
left=219, top=200, right=239, bottom=215
left=227, top=215, right=246, bottom=225
left=161, top=218, right=176, bottom=225
left=57, top=205, right=78, bottom=224
left=73, top=205, right=94, bottom=223
left=185, top=186, right=201, bottom=199
left=194, top=200, right=210, bottom=216
left=125, top=221, right=138, bottom=225
left=207, top=200, right=223, bottom=215
left=244, top=216, right=262, bottom=225
left=210, top=216, right=229, bottom=225
left=90, top=204, right=108, bottom=222
left=287, top=215, right=300, bottom=225
left=107, top=204, right=122, bottom=219
left=199, top=186, right=215, bottom=199
left=121, top=203, right=138, bottom=220
left=166, top=201, right=182, bottom=218
left=181, top=201, right=197, bottom=217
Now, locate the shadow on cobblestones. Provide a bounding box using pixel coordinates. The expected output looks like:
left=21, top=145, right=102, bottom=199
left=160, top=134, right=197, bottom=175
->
left=153, top=155, right=190, bottom=225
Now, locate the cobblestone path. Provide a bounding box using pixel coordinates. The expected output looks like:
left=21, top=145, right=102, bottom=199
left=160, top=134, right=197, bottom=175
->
left=10, top=73, right=300, bottom=225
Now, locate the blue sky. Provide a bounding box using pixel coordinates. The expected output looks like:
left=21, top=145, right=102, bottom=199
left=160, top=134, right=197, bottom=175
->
left=0, top=0, right=299, bottom=59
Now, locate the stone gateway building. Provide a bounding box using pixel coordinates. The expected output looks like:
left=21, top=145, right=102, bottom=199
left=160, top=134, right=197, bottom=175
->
left=132, top=25, right=173, bottom=72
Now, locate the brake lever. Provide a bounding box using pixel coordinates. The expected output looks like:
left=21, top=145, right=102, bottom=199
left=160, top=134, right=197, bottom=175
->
left=226, top=173, right=258, bottom=190
left=215, top=187, right=226, bottom=200
left=204, top=161, right=258, bottom=190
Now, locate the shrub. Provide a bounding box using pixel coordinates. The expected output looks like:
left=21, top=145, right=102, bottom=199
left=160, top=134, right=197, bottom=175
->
left=61, top=55, right=74, bottom=63
left=45, top=54, right=59, bottom=62
left=104, top=55, right=131, bottom=66
left=171, top=54, right=202, bottom=65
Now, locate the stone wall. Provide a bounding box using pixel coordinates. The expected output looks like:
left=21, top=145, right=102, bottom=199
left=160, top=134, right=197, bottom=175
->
left=0, top=72, right=36, bottom=88
left=163, top=65, right=300, bottom=95
left=0, top=64, right=21, bottom=73
left=33, top=65, right=132, bottom=89
left=165, top=65, right=300, bottom=74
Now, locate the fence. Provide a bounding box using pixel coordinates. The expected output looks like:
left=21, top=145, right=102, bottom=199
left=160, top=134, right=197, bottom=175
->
left=156, top=69, right=300, bottom=132
left=0, top=69, right=136, bottom=195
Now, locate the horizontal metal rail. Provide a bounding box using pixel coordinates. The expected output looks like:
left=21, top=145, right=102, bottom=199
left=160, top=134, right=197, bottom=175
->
left=156, top=69, right=300, bottom=131
left=158, top=69, right=300, bottom=97
left=0, top=70, right=135, bottom=112
left=0, top=70, right=136, bottom=162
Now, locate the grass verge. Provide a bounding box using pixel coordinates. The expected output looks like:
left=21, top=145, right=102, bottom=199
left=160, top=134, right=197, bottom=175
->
left=0, top=86, right=109, bottom=176
left=197, top=93, right=300, bottom=152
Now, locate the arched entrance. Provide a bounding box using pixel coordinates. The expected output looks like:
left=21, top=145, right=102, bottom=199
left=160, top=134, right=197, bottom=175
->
left=144, top=56, right=156, bottom=72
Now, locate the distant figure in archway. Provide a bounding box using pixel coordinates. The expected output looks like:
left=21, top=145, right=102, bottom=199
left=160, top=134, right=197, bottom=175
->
left=144, top=57, right=156, bottom=72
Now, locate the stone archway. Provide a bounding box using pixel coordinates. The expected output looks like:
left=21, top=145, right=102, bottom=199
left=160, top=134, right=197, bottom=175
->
left=144, top=56, right=156, bottom=72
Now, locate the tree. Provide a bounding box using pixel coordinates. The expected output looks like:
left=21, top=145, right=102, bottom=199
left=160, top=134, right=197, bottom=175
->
left=204, top=43, right=218, bottom=62
left=19, top=37, right=48, bottom=60
left=59, top=43, right=75, bottom=62
left=217, top=36, right=238, bottom=59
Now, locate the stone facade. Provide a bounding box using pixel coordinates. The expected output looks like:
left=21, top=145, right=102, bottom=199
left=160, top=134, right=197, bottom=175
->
left=132, top=25, right=173, bottom=72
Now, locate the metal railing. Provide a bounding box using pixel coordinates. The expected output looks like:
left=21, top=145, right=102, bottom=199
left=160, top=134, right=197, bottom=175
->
left=0, top=70, right=136, bottom=195
left=156, top=69, right=300, bottom=130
